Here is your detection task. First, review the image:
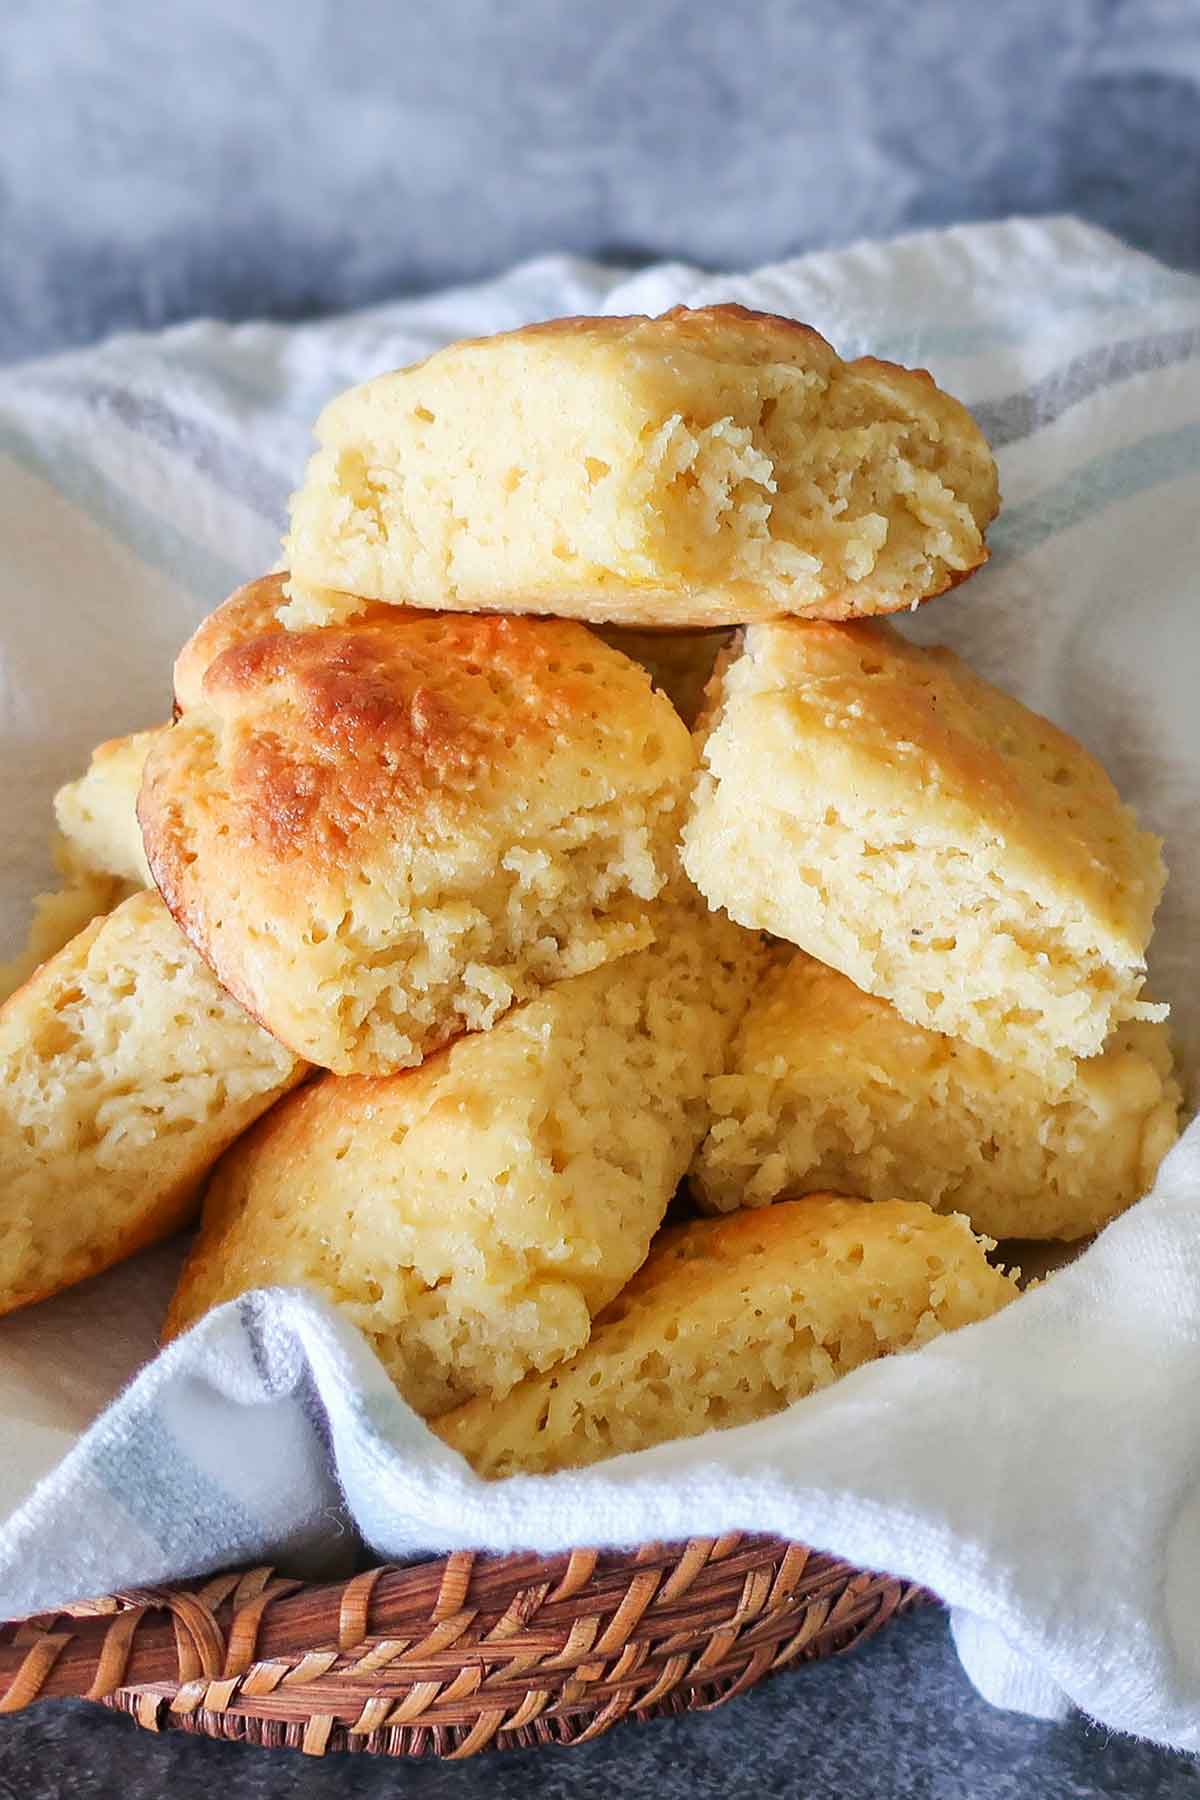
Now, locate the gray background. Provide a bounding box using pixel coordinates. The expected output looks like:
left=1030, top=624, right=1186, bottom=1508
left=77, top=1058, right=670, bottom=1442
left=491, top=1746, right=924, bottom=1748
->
left=4, top=0, right=1200, bottom=365
left=2, top=0, right=1199, bottom=1793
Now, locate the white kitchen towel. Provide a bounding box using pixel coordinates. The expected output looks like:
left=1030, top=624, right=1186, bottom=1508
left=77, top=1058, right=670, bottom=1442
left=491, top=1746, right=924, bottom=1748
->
left=1, top=217, right=1198, bottom=1746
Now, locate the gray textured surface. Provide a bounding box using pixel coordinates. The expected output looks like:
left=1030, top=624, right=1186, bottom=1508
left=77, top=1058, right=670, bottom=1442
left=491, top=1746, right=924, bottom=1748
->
left=3, top=0, right=1200, bottom=364
left=5, top=1611, right=1200, bottom=1800
left=3, top=1, right=1200, bottom=1791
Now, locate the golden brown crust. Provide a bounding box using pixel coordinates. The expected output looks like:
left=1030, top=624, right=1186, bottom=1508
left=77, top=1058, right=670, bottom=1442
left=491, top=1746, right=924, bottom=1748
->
left=173, top=573, right=404, bottom=711
left=501, top=303, right=840, bottom=367
left=166, top=613, right=645, bottom=872
left=173, top=573, right=290, bottom=711
left=681, top=618, right=1166, bottom=1080
left=142, top=607, right=693, bottom=1073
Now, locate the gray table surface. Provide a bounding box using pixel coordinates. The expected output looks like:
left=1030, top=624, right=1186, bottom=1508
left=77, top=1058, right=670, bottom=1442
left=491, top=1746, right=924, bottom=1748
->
left=3, top=0, right=1199, bottom=1791
left=7, top=1610, right=1200, bottom=1800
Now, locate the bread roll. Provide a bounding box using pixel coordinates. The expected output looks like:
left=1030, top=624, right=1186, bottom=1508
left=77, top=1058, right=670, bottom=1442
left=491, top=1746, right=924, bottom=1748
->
left=280, top=305, right=998, bottom=630
left=681, top=619, right=1166, bottom=1086
left=435, top=1196, right=1018, bottom=1476
left=694, top=950, right=1181, bottom=1239
left=140, top=607, right=694, bottom=1075
left=164, top=901, right=766, bottom=1415
left=0, top=890, right=304, bottom=1316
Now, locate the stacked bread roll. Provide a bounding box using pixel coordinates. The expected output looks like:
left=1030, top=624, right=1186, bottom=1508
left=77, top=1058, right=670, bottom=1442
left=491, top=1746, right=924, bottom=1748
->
left=1, top=305, right=1180, bottom=1479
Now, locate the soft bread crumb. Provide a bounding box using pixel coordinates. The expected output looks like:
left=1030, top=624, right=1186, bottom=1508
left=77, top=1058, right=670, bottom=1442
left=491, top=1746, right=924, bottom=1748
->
left=681, top=619, right=1166, bottom=1085
left=0, top=890, right=304, bottom=1316
left=693, top=950, right=1182, bottom=1240
left=280, top=305, right=998, bottom=629
left=435, top=1195, right=1019, bottom=1476
left=163, top=898, right=768, bottom=1416
left=141, top=606, right=696, bottom=1075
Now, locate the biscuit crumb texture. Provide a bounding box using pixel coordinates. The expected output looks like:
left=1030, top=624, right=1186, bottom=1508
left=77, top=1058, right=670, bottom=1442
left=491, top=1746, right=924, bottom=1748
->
left=140, top=609, right=695, bottom=1075
left=435, top=1195, right=1018, bottom=1476
left=694, top=952, right=1182, bottom=1239
left=281, top=306, right=998, bottom=629
left=164, top=901, right=767, bottom=1416
left=0, top=890, right=303, bottom=1316
left=682, top=620, right=1166, bottom=1085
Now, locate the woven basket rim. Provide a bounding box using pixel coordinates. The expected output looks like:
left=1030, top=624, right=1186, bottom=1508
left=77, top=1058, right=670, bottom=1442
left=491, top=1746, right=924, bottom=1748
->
left=0, top=1533, right=931, bottom=1758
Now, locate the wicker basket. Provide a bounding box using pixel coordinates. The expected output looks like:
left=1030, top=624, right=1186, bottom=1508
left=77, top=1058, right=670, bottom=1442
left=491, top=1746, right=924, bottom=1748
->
left=0, top=1536, right=927, bottom=1759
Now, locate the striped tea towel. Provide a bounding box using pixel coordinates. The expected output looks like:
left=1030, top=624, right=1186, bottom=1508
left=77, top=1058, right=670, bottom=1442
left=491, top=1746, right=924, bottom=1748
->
left=1, top=217, right=1198, bottom=1745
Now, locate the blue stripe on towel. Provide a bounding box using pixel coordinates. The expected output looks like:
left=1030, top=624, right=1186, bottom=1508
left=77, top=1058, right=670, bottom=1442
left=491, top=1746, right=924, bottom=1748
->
left=0, top=419, right=243, bottom=600
left=992, top=421, right=1200, bottom=558
left=87, top=1407, right=260, bottom=1551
